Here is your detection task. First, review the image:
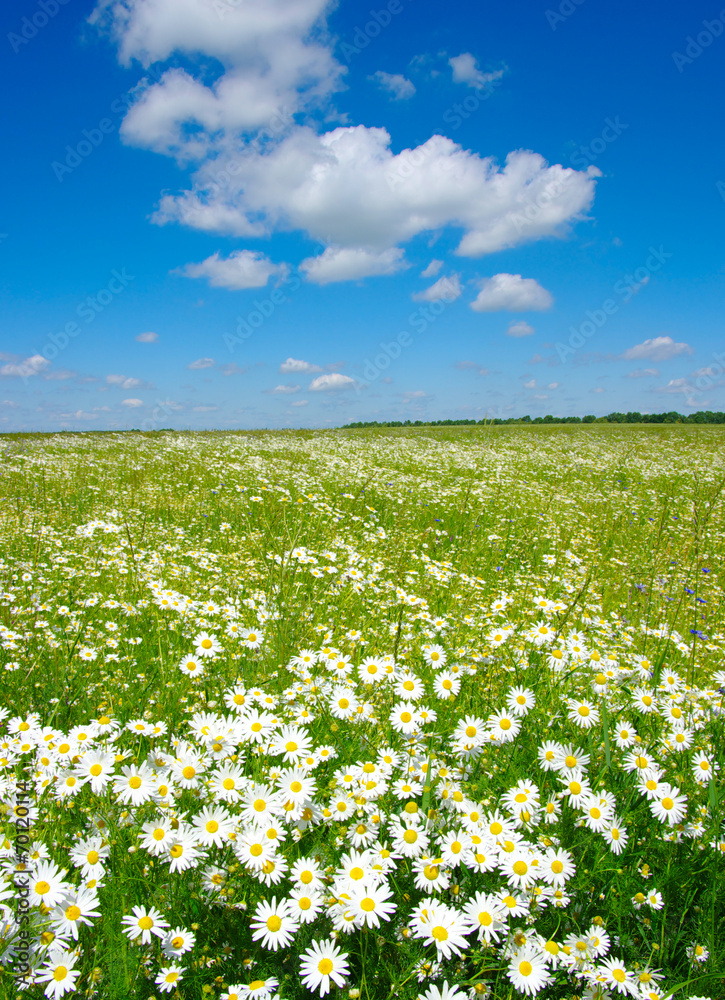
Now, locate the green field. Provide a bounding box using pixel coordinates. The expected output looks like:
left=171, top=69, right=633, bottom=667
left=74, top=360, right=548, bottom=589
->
left=0, top=426, right=723, bottom=1000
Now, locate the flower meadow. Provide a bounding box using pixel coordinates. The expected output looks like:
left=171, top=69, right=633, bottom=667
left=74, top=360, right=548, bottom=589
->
left=0, top=425, right=723, bottom=1000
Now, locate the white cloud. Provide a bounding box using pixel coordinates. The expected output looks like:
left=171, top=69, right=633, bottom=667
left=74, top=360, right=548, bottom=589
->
left=528, top=353, right=545, bottom=364
left=412, top=274, right=461, bottom=302
left=371, top=71, right=415, bottom=100
left=291, top=399, right=309, bottom=406
left=279, top=357, right=322, bottom=373
left=107, top=374, right=143, bottom=389
left=92, top=0, right=341, bottom=158
left=136, top=331, right=158, bottom=342
left=0, top=354, right=50, bottom=378
left=187, top=357, right=215, bottom=369
left=533, top=393, right=549, bottom=400
left=524, top=379, right=536, bottom=389
left=192, top=405, right=219, bottom=412
left=470, top=274, right=553, bottom=313
left=591, top=387, right=606, bottom=393
left=270, top=384, right=301, bottom=394
left=179, top=249, right=287, bottom=290
left=308, top=373, right=356, bottom=391
left=94, top=0, right=598, bottom=270
left=300, top=246, right=408, bottom=285
left=620, top=336, right=693, bottom=362
left=151, top=128, right=598, bottom=259
left=506, top=321, right=535, bottom=338
left=449, top=53, right=504, bottom=90
left=220, top=362, right=246, bottom=375
left=625, top=367, right=660, bottom=378
left=2, top=400, right=18, bottom=407
left=403, top=390, right=427, bottom=399
left=547, top=382, right=560, bottom=389
left=421, top=259, right=443, bottom=278
left=455, top=361, right=489, bottom=375
left=121, top=398, right=144, bottom=407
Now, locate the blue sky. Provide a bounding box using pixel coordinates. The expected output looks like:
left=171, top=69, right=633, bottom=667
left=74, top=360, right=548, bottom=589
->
left=2, top=0, right=724, bottom=430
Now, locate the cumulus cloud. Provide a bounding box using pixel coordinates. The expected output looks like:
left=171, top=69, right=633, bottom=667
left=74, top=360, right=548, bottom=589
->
left=308, top=373, right=356, bottom=391
left=455, top=361, right=489, bottom=375
left=506, top=320, right=535, bottom=337
left=412, top=274, right=461, bottom=302
left=625, top=367, right=660, bottom=378
left=371, top=71, right=415, bottom=100
left=92, top=0, right=598, bottom=275
left=107, top=374, right=144, bottom=389
left=421, top=259, right=443, bottom=278
left=524, top=379, right=536, bottom=389
left=300, top=246, right=408, bottom=285
left=136, top=331, right=158, bottom=342
left=187, top=357, right=215, bottom=369
left=179, top=249, right=287, bottom=290
left=449, top=53, right=504, bottom=90
left=279, top=358, right=322, bottom=373
left=0, top=354, right=50, bottom=378
left=291, top=399, right=309, bottom=406
left=121, top=398, right=144, bottom=407
left=270, top=384, right=301, bottom=394
left=620, top=336, right=693, bottom=362
left=470, top=274, right=553, bottom=313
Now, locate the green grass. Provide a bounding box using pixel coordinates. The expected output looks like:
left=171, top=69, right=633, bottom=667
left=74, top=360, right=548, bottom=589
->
left=0, top=425, right=723, bottom=1000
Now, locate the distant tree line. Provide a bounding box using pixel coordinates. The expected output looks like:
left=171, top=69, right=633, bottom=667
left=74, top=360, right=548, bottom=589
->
left=341, top=411, right=725, bottom=428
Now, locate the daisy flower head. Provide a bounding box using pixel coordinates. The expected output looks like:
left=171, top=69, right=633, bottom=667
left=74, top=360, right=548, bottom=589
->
left=423, top=644, right=447, bottom=667
left=417, top=984, right=467, bottom=1000
left=299, top=939, right=350, bottom=997
left=463, top=891, right=506, bottom=943
left=179, top=655, right=205, bottom=677
left=506, top=686, right=536, bottom=716
left=649, top=785, right=688, bottom=826
left=602, top=817, right=628, bottom=855
left=194, top=631, right=222, bottom=657
left=568, top=699, right=600, bottom=729
left=50, top=887, right=101, bottom=940
left=348, top=880, right=397, bottom=928
left=155, top=966, right=185, bottom=994
left=29, top=861, right=71, bottom=908
left=433, top=671, right=461, bottom=700
left=414, top=900, right=470, bottom=960
left=506, top=947, right=552, bottom=996
left=234, top=977, right=280, bottom=999
left=36, top=946, right=81, bottom=999
left=250, top=896, right=298, bottom=951
left=121, top=905, right=169, bottom=944
left=486, top=709, right=521, bottom=744
left=162, top=926, right=196, bottom=958
left=597, top=957, right=637, bottom=995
